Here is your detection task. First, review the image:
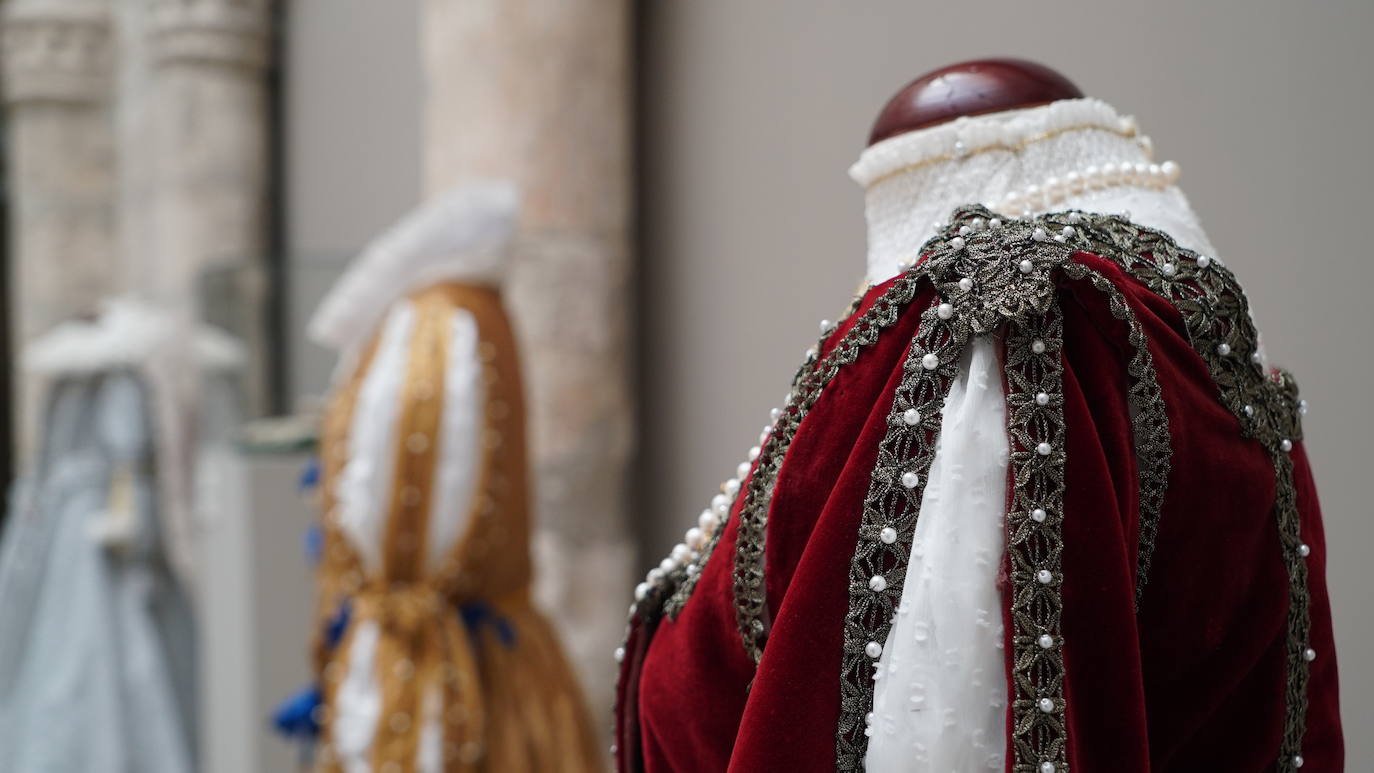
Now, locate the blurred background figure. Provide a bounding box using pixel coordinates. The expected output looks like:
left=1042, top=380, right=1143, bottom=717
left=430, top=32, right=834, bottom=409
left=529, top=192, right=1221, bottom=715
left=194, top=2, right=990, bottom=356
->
left=0, top=300, right=242, bottom=773
left=292, top=182, right=601, bottom=772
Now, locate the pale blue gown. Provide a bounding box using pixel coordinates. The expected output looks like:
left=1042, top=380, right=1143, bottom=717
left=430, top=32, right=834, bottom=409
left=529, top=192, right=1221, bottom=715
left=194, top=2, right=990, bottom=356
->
left=0, top=371, right=197, bottom=773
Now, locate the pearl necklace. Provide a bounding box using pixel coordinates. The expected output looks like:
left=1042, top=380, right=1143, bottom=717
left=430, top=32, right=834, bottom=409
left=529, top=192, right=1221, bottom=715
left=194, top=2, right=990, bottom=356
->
left=998, top=159, right=1181, bottom=215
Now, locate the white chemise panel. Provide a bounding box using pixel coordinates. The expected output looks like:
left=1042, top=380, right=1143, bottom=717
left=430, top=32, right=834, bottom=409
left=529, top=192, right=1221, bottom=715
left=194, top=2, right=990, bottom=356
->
left=865, top=338, right=1010, bottom=772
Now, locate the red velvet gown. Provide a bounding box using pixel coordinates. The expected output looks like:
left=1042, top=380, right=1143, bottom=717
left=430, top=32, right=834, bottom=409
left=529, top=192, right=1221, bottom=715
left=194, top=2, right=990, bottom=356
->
left=614, top=206, right=1343, bottom=772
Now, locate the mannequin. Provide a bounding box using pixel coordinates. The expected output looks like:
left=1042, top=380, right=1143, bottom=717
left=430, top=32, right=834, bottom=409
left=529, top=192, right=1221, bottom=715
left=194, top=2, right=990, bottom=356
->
left=855, top=60, right=1223, bottom=771
left=615, top=62, right=1341, bottom=773
left=868, top=58, right=1083, bottom=143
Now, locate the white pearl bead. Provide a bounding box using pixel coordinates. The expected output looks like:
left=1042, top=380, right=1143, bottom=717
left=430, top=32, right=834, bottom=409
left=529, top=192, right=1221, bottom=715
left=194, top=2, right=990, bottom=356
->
left=685, top=527, right=705, bottom=550
left=1036, top=569, right=1054, bottom=584
left=749, top=445, right=761, bottom=461
left=1294, top=754, right=1305, bottom=767
left=769, top=407, right=782, bottom=422
left=989, top=218, right=1003, bottom=229
left=958, top=225, right=972, bottom=237
left=634, top=582, right=649, bottom=601
left=659, top=557, right=677, bottom=572
left=1038, top=633, right=1055, bottom=649
left=1036, top=392, right=1050, bottom=406
left=958, top=277, right=974, bottom=292
left=903, top=407, right=922, bottom=426
left=1036, top=442, right=1052, bottom=456
left=699, top=510, right=719, bottom=531
left=1298, top=543, right=1311, bottom=557
left=1251, top=351, right=1263, bottom=365
left=879, top=527, right=898, bottom=544
left=737, top=461, right=752, bottom=479
left=711, top=493, right=728, bottom=510
left=1041, top=762, right=1057, bottom=773
left=1067, top=212, right=1082, bottom=224
left=671, top=543, right=692, bottom=563
left=1061, top=226, right=1075, bottom=238
left=1304, top=647, right=1317, bottom=662
left=921, top=352, right=939, bottom=370
left=901, top=471, right=920, bottom=489
left=1161, top=160, right=1181, bottom=182
left=971, top=218, right=985, bottom=231
left=950, top=236, right=966, bottom=250
left=1196, top=254, right=1211, bottom=268
left=1066, top=171, right=1083, bottom=193
left=1032, top=227, right=1048, bottom=242
left=1025, top=185, right=1044, bottom=209
left=1215, top=342, right=1231, bottom=356
left=647, top=568, right=665, bottom=583
left=1031, top=508, right=1048, bottom=523
left=1083, top=165, right=1100, bottom=186
left=1038, top=697, right=1055, bottom=713
left=937, top=302, right=954, bottom=320
left=1161, top=262, right=1176, bottom=277
left=1031, top=339, right=1047, bottom=354
left=865, top=641, right=883, bottom=658
left=1300, top=399, right=1309, bottom=415
left=1019, top=259, right=1035, bottom=274
left=725, top=478, right=741, bottom=495
left=1134, top=162, right=1149, bottom=182
left=819, top=319, right=832, bottom=333
left=869, top=575, right=888, bottom=592
left=614, top=647, right=625, bottom=663
left=1281, top=439, right=1293, bottom=452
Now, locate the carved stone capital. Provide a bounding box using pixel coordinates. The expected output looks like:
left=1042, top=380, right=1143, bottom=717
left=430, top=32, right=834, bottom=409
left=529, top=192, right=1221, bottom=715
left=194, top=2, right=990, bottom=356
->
left=148, top=0, right=269, bottom=70
left=1, top=0, right=111, bottom=105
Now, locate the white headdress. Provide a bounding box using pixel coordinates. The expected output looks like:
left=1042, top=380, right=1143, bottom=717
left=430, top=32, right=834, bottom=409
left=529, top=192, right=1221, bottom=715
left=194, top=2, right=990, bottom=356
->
left=309, top=181, right=520, bottom=352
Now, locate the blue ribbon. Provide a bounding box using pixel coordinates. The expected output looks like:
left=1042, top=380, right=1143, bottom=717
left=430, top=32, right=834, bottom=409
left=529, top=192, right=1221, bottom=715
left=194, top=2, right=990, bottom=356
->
left=298, top=457, right=320, bottom=492
left=272, top=685, right=323, bottom=739
left=459, top=600, right=517, bottom=649
left=271, top=598, right=516, bottom=742
left=270, top=601, right=350, bottom=741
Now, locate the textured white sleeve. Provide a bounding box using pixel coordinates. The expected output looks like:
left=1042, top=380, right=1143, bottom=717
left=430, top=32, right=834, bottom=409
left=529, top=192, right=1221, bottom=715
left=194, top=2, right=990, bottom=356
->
left=335, top=302, right=416, bottom=574
left=865, top=337, right=1010, bottom=772
left=332, top=621, right=382, bottom=773
left=425, top=308, right=484, bottom=573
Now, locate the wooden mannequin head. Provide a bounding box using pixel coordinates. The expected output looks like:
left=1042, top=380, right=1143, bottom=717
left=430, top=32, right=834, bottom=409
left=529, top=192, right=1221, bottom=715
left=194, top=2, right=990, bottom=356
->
left=867, top=58, right=1083, bottom=146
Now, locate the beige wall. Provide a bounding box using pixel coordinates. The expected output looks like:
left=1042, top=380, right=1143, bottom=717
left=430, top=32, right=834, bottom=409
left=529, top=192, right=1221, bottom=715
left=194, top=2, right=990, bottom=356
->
left=285, top=0, right=422, bottom=402
left=638, top=0, right=1374, bottom=764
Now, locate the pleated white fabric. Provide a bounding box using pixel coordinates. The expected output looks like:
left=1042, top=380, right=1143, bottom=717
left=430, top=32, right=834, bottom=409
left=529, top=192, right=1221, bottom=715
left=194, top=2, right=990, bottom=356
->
left=426, top=309, right=484, bottom=573
left=335, top=302, right=416, bottom=575
left=864, top=339, right=1010, bottom=772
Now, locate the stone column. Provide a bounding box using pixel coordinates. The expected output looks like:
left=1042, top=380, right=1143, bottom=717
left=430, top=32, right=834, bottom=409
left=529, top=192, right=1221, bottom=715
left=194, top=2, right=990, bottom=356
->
left=421, top=0, right=634, bottom=717
left=1, top=0, right=116, bottom=450
left=145, top=0, right=270, bottom=412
